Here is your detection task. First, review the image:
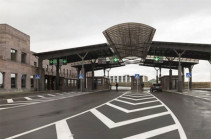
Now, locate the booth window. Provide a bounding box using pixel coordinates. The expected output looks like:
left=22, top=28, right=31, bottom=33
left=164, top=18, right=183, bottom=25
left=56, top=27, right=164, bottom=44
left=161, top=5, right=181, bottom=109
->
left=123, top=76, right=126, bottom=82
left=21, top=52, right=26, bottom=63
left=0, top=72, right=4, bottom=88
left=97, top=78, right=102, bottom=85
left=11, top=49, right=17, bottom=61
left=11, top=74, right=16, bottom=88
left=21, top=74, right=26, bottom=88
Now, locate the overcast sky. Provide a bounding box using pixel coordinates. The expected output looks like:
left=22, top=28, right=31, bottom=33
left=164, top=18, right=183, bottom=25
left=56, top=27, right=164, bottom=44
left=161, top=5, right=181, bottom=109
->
left=1, top=0, right=211, bottom=82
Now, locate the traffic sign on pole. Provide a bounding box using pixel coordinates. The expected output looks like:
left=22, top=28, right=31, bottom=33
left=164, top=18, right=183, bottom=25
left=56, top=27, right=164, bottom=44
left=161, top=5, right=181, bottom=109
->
left=79, top=74, right=83, bottom=79
left=186, top=73, right=191, bottom=78
left=135, top=74, right=140, bottom=79
left=35, top=74, right=40, bottom=79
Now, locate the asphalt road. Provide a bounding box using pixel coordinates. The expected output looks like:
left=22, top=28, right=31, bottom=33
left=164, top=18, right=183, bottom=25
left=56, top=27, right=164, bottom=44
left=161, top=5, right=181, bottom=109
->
left=0, top=90, right=211, bottom=139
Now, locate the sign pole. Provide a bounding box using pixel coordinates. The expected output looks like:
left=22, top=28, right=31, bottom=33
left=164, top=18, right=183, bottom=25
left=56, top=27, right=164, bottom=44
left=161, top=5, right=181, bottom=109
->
left=137, top=78, right=138, bottom=93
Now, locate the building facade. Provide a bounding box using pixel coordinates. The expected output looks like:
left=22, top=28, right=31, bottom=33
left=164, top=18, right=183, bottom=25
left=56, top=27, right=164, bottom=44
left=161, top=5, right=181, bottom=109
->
left=110, top=75, right=148, bottom=83
left=0, top=24, right=83, bottom=92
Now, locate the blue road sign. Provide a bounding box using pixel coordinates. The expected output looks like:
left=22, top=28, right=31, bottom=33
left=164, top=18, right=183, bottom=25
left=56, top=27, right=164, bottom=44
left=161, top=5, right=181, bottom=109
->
left=79, top=74, right=83, bottom=79
left=35, top=74, right=40, bottom=79
left=135, top=74, right=140, bottom=79
left=186, top=73, right=191, bottom=78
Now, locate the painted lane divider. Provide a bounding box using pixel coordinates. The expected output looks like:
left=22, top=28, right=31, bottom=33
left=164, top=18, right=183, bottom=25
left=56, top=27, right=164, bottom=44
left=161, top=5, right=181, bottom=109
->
left=120, top=96, right=155, bottom=101
left=37, top=95, right=45, bottom=98
left=114, top=99, right=159, bottom=105
left=47, top=94, right=56, bottom=97
left=24, top=97, right=32, bottom=101
left=123, top=124, right=178, bottom=139
left=55, top=120, right=74, bottom=139
left=90, top=108, right=170, bottom=129
left=7, top=99, right=14, bottom=103
left=106, top=102, right=163, bottom=113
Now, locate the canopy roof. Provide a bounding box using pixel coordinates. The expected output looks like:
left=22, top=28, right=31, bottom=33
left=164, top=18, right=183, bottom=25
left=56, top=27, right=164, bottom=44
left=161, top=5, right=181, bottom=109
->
left=103, top=22, right=156, bottom=59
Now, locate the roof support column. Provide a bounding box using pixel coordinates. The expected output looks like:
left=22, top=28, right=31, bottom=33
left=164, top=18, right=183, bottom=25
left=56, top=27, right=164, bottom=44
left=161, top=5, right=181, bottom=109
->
left=174, top=49, right=186, bottom=92
left=209, top=60, right=211, bottom=88
left=166, top=57, right=175, bottom=90
left=154, top=67, right=159, bottom=84
left=77, top=52, right=88, bottom=92
left=38, top=58, right=44, bottom=91
left=56, top=58, right=60, bottom=90
left=91, top=60, right=96, bottom=90
left=188, top=65, right=194, bottom=90
left=159, top=67, right=162, bottom=79
left=106, top=68, right=111, bottom=78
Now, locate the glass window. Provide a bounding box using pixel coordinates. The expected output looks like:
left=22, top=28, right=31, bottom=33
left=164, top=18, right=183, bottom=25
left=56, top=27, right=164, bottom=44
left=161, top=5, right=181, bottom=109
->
left=97, top=78, right=102, bottom=85
left=123, top=76, right=126, bottom=82
left=30, top=75, right=34, bottom=88
left=34, top=62, right=37, bottom=67
left=11, top=49, right=17, bottom=61
left=21, top=74, right=26, bottom=88
left=127, top=75, right=130, bottom=82
left=46, top=65, right=48, bottom=71
left=0, top=72, right=4, bottom=88
left=63, top=69, right=65, bottom=74
left=11, top=74, right=16, bottom=88
left=119, top=76, right=121, bottom=82
left=21, top=52, right=26, bottom=63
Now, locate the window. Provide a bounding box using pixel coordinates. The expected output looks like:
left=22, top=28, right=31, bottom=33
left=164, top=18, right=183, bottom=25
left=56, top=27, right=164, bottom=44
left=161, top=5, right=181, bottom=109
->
left=11, top=49, right=17, bottom=61
left=0, top=72, right=4, bottom=88
left=69, top=70, right=71, bottom=77
left=11, top=74, right=16, bottom=88
left=68, top=80, right=71, bottom=86
left=46, top=65, right=48, bottom=71
left=30, top=76, right=34, bottom=88
left=67, top=69, right=68, bottom=76
left=127, top=75, right=130, bottom=82
left=21, top=74, right=26, bottom=88
left=51, top=66, right=53, bottom=72
left=63, top=69, right=65, bottom=75
left=21, top=52, right=26, bottom=63
left=97, top=78, right=102, bottom=85
left=123, top=76, right=126, bottom=83
left=115, top=76, right=117, bottom=82
left=119, top=76, right=121, bottom=82
left=34, top=62, right=37, bottom=67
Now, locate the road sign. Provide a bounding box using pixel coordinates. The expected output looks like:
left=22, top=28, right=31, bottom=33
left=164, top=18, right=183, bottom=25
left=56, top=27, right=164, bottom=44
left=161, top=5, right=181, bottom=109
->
left=35, top=74, right=40, bottom=79
left=79, top=74, right=83, bottom=79
left=186, top=73, right=191, bottom=78
left=135, top=74, right=140, bottom=79
left=98, top=57, right=106, bottom=64
left=154, top=56, right=163, bottom=63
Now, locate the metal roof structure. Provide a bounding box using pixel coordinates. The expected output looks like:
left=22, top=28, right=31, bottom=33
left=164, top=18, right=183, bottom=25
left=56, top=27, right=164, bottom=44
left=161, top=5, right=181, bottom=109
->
left=34, top=43, right=114, bottom=62
left=103, top=22, right=156, bottom=60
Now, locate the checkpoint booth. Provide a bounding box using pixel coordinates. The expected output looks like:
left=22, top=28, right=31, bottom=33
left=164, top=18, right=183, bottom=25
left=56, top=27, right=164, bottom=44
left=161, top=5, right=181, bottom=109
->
left=160, top=75, right=184, bottom=90
left=131, top=76, right=144, bottom=91
left=87, top=76, right=110, bottom=91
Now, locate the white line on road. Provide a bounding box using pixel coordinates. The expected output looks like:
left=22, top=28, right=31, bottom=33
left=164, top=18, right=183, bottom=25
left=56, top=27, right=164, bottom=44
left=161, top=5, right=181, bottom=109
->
left=123, top=94, right=152, bottom=98
left=120, top=96, right=155, bottom=101
left=107, top=102, right=163, bottom=113
left=5, top=92, right=129, bottom=139
left=7, top=99, right=14, bottom=103
left=90, top=108, right=169, bottom=128
left=55, top=120, right=74, bottom=139
left=115, top=99, right=159, bottom=105
left=150, top=93, right=187, bottom=139
left=47, top=94, right=56, bottom=97
left=123, top=124, right=178, bottom=139
left=24, top=97, right=32, bottom=100
left=37, top=95, right=45, bottom=98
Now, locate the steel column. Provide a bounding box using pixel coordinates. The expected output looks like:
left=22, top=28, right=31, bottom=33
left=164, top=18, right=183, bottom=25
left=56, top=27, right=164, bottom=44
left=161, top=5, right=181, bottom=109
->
left=56, top=58, right=60, bottom=90
left=38, top=58, right=44, bottom=91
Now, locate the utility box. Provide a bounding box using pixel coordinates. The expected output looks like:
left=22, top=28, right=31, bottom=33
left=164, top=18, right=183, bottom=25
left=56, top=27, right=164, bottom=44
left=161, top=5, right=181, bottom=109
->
left=131, top=76, right=143, bottom=91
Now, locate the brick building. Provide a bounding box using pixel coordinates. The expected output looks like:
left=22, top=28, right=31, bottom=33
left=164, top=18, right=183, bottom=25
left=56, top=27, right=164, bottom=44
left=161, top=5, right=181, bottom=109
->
left=0, top=24, right=83, bottom=93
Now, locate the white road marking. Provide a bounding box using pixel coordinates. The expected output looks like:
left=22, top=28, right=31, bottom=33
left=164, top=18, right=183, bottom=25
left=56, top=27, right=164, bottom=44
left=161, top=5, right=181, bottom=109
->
left=115, top=99, right=159, bottom=105
left=151, top=93, right=187, bottom=139
left=123, top=124, right=178, bottom=139
left=107, top=102, right=163, bottom=113
left=37, top=95, right=45, bottom=98
left=55, top=120, right=74, bottom=139
left=24, top=97, right=32, bottom=100
left=91, top=108, right=169, bottom=128
left=47, top=94, right=56, bottom=97
left=5, top=92, right=128, bottom=139
left=120, top=96, right=155, bottom=101
left=7, top=99, right=14, bottom=103
left=123, top=95, right=152, bottom=98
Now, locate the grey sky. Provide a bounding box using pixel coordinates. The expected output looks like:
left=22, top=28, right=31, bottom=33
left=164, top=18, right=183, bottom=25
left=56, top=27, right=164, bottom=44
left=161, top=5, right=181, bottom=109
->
left=1, top=0, right=211, bottom=81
